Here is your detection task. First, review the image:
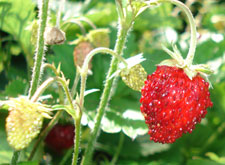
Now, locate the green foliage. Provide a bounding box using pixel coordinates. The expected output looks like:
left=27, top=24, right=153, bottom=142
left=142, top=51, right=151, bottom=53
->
left=4, top=79, right=28, bottom=97
left=0, top=0, right=35, bottom=67
left=0, top=0, right=225, bottom=164
left=134, top=3, right=182, bottom=31
left=0, top=111, right=13, bottom=164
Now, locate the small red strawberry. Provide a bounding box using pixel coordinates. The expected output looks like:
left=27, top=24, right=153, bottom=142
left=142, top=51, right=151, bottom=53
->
left=45, top=124, right=75, bottom=152
left=73, top=41, right=94, bottom=70
left=139, top=41, right=214, bottom=144
left=140, top=65, right=213, bottom=144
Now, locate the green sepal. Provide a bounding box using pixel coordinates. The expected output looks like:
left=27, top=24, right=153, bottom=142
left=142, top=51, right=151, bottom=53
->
left=157, top=59, right=178, bottom=67
left=161, top=44, right=214, bottom=82
left=52, top=104, right=76, bottom=119
left=192, top=64, right=214, bottom=75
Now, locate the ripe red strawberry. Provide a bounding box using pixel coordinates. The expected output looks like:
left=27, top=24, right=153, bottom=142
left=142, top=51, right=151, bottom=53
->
left=45, top=124, right=75, bottom=152
left=140, top=66, right=213, bottom=144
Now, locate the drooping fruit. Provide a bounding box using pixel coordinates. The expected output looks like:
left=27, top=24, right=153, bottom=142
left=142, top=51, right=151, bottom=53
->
left=140, top=66, right=213, bottom=144
left=2, top=97, right=52, bottom=150
left=87, top=28, right=110, bottom=48
left=45, top=27, right=66, bottom=45
left=45, top=124, right=75, bottom=152
left=73, top=41, right=94, bottom=69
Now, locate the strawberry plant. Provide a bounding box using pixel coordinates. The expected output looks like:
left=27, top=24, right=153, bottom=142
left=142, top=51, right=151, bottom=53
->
left=0, top=0, right=224, bottom=165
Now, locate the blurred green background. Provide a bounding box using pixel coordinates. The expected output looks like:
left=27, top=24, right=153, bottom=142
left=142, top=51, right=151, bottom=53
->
left=0, top=0, right=225, bottom=164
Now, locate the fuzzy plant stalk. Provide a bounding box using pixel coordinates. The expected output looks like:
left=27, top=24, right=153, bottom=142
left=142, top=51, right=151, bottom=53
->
left=81, top=24, right=130, bottom=164
left=28, top=0, right=50, bottom=98
left=157, top=0, right=197, bottom=65
left=11, top=151, right=20, bottom=165
left=56, top=0, right=65, bottom=28
left=28, top=64, right=66, bottom=160
left=72, top=47, right=127, bottom=165
left=11, top=0, right=50, bottom=163
left=72, top=113, right=82, bottom=165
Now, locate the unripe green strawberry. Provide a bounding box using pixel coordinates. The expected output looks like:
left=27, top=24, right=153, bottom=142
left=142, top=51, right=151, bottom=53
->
left=45, top=27, right=66, bottom=45
left=73, top=41, right=94, bottom=69
left=120, top=64, right=147, bottom=91
left=87, top=28, right=110, bottom=48
left=3, top=97, right=52, bottom=150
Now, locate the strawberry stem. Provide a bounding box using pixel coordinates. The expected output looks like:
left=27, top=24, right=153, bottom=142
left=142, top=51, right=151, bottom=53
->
left=158, top=0, right=197, bottom=66
left=28, top=0, right=50, bottom=99
left=71, top=69, right=81, bottom=99
left=31, top=77, right=56, bottom=102
left=81, top=24, right=129, bottom=165
left=72, top=113, right=82, bottom=165
left=28, top=111, right=62, bottom=161
left=56, top=0, right=65, bottom=28
left=71, top=48, right=127, bottom=165
left=13, top=0, right=50, bottom=163
left=110, top=132, right=125, bottom=165
left=28, top=63, right=65, bottom=161
left=11, top=151, right=20, bottom=165
left=79, top=47, right=127, bottom=109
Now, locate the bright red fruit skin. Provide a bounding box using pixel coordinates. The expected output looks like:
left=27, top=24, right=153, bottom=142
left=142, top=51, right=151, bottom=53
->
left=140, top=66, right=213, bottom=144
left=45, top=124, right=75, bottom=152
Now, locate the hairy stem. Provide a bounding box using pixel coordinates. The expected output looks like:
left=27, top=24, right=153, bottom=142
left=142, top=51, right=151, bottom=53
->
left=28, top=0, right=50, bottom=98
left=71, top=70, right=81, bottom=99
left=72, top=114, right=82, bottom=165
left=31, top=77, right=56, bottom=102
left=11, top=151, right=20, bottom=165
left=110, top=133, right=125, bottom=165
left=56, top=0, right=65, bottom=28
left=79, top=47, right=127, bottom=108
left=59, top=148, right=73, bottom=165
left=81, top=25, right=129, bottom=165
left=14, top=0, right=50, bottom=163
left=28, top=75, right=75, bottom=160
left=71, top=47, right=125, bottom=165
left=200, top=122, right=225, bottom=154
left=158, top=0, right=197, bottom=66
left=62, top=19, right=86, bottom=35
left=28, top=111, right=62, bottom=161
left=56, top=77, right=74, bottom=110
left=78, top=17, right=97, bottom=29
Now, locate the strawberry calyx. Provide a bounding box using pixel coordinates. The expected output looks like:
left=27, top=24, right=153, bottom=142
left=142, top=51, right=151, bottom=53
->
left=158, top=44, right=213, bottom=82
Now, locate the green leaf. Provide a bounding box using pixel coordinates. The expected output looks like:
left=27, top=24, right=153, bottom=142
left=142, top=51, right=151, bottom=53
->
left=52, top=104, right=76, bottom=118
left=84, top=88, right=100, bottom=97
left=202, top=4, right=225, bottom=32
left=134, top=3, right=182, bottom=31
left=0, top=111, right=13, bottom=164
left=18, top=161, right=39, bottom=165
left=47, top=44, right=76, bottom=85
left=85, top=2, right=117, bottom=27
left=0, top=0, right=35, bottom=66
left=194, top=38, right=225, bottom=64
left=97, top=132, right=170, bottom=159
left=206, top=152, right=225, bottom=164
left=4, top=78, right=28, bottom=97
left=187, top=159, right=223, bottom=165
left=116, top=160, right=161, bottom=165
left=137, top=136, right=170, bottom=157
left=82, top=98, right=148, bottom=139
